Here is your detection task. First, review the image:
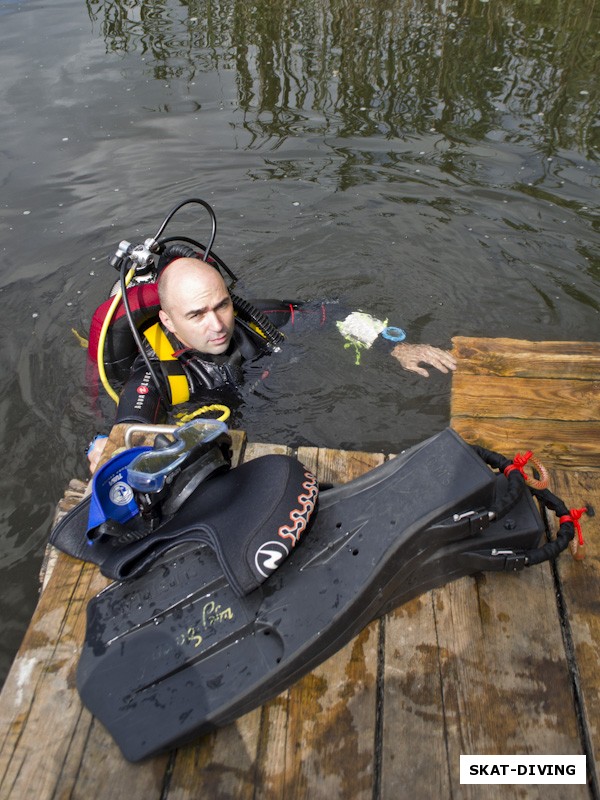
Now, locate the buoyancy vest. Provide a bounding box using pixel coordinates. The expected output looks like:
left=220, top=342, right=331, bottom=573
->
left=141, top=319, right=265, bottom=406
left=88, top=283, right=162, bottom=382
left=141, top=321, right=190, bottom=405
left=113, top=319, right=269, bottom=424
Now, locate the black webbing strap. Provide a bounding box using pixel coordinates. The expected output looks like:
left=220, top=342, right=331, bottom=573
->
left=471, top=444, right=579, bottom=569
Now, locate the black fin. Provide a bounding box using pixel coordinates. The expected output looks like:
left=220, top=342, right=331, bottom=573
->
left=76, top=428, right=544, bottom=761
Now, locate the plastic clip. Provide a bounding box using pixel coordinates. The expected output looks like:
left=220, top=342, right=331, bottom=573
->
left=451, top=509, right=493, bottom=536
left=427, top=509, right=492, bottom=544
left=491, top=548, right=528, bottom=571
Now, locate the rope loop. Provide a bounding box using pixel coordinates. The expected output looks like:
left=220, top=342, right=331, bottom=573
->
left=504, top=450, right=549, bottom=490
left=471, top=443, right=589, bottom=565
left=559, top=507, right=588, bottom=548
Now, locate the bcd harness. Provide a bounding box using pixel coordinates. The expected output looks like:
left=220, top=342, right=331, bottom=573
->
left=142, top=322, right=190, bottom=406
left=140, top=317, right=270, bottom=408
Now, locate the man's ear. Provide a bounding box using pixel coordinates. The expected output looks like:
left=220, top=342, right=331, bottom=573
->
left=159, top=308, right=176, bottom=334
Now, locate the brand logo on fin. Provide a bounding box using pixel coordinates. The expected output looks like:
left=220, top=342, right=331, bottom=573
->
left=255, top=541, right=290, bottom=578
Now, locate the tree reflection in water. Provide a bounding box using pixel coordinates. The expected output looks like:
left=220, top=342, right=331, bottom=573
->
left=85, top=0, right=598, bottom=159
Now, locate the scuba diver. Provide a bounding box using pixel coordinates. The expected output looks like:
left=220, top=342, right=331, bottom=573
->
left=87, top=254, right=456, bottom=470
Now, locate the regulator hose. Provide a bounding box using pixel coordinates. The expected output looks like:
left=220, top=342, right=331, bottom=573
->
left=158, top=236, right=238, bottom=284
left=230, top=292, right=284, bottom=346
left=120, top=260, right=171, bottom=409
left=153, top=198, right=217, bottom=262
left=98, top=266, right=136, bottom=404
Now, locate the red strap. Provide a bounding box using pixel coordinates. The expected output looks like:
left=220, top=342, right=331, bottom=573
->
left=504, top=451, right=533, bottom=479
left=559, top=507, right=588, bottom=547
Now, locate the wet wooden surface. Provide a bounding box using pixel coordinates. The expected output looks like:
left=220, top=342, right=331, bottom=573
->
left=0, top=337, right=598, bottom=799
left=451, top=337, right=600, bottom=471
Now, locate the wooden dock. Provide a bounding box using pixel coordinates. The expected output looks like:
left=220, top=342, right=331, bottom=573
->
left=0, top=336, right=598, bottom=799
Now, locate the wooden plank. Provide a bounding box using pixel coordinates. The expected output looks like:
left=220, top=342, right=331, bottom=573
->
left=240, top=441, right=293, bottom=459
left=0, top=553, right=171, bottom=800
left=380, top=596, right=452, bottom=798
left=450, top=336, right=600, bottom=470
left=247, top=447, right=384, bottom=800
left=40, top=478, right=89, bottom=591
left=382, top=569, right=588, bottom=799
left=551, top=468, right=600, bottom=785
left=0, top=557, right=107, bottom=799
left=451, top=417, right=600, bottom=471
left=436, top=567, right=587, bottom=799
left=451, top=373, right=600, bottom=422
left=165, top=710, right=264, bottom=800
left=444, top=335, right=599, bottom=794
left=271, top=624, right=379, bottom=800
left=453, top=337, right=600, bottom=379
left=53, top=714, right=168, bottom=800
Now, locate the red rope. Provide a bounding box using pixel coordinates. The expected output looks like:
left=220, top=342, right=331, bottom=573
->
left=503, top=451, right=549, bottom=489
left=559, top=507, right=588, bottom=547
left=504, top=451, right=533, bottom=478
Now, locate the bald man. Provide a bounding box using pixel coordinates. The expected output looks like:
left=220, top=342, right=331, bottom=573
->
left=88, top=256, right=455, bottom=471
left=158, top=258, right=236, bottom=356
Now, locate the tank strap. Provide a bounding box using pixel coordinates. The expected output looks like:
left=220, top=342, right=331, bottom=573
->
left=142, top=322, right=190, bottom=405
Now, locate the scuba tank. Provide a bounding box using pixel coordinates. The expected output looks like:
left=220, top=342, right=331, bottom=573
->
left=88, top=198, right=285, bottom=405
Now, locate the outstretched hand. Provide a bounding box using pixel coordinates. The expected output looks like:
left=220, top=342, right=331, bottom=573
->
left=391, top=343, right=457, bottom=377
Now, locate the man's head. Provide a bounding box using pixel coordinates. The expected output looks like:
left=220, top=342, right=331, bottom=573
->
left=158, top=258, right=235, bottom=355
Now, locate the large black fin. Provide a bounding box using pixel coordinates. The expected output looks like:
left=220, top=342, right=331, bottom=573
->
left=76, top=428, right=544, bottom=761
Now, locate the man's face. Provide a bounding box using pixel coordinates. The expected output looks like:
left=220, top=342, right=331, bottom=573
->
left=159, top=269, right=235, bottom=355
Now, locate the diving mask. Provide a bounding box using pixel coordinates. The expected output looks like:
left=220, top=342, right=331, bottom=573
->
left=126, top=418, right=228, bottom=493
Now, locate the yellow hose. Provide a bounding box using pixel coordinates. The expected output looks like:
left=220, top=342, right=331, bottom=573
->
left=176, top=404, right=231, bottom=424
left=97, top=267, right=136, bottom=404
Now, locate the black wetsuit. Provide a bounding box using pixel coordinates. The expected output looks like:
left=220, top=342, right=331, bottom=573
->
left=112, top=299, right=398, bottom=424
left=115, top=318, right=271, bottom=424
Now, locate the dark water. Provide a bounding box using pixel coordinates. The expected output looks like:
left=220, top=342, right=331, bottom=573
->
left=0, top=0, right=598, bottom=685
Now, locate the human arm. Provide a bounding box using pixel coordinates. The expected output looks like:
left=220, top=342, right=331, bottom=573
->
left=391, top=343, right=457, bottom=377
left=87, top=434, right=108, bottom=474
left=335, top=310, right=456, bottom=376
left=86, top=360, right=167, bottom=474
